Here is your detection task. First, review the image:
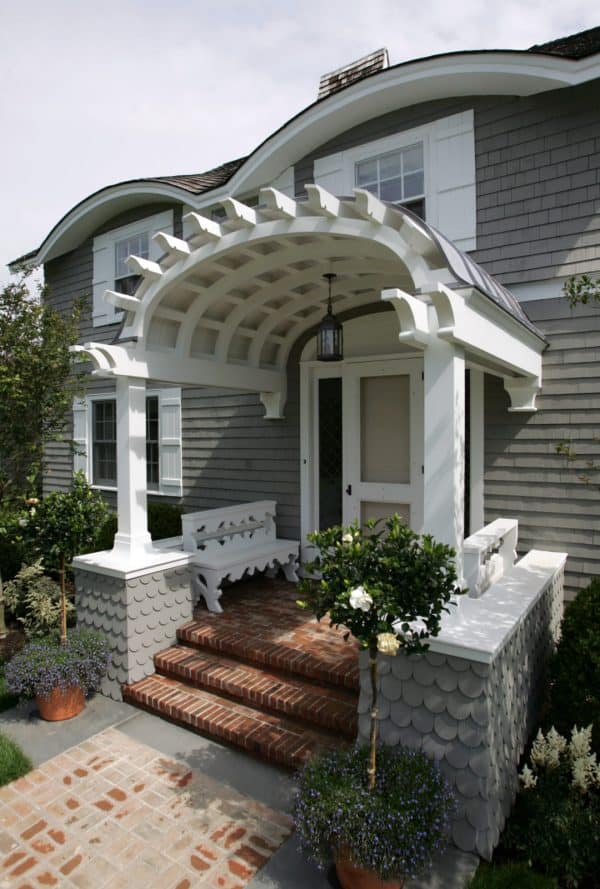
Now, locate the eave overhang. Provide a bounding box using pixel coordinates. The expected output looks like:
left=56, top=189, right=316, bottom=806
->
left=16, top=49, right=600, bottom=271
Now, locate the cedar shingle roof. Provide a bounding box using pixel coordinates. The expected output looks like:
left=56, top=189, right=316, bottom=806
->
left=529, top=25, right=600, bottom=59
left=150, top=157, right=247, bottom=195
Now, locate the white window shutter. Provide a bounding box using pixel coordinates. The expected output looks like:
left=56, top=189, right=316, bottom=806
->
left=158, top=389, right=182, bottom=496
left=431, top=110, right=476, bottom=251
left=72, top=399, right=89, bottom=478
left=313, top=152, right=345, bottom=195
left=92, top=240, right=116, bottom=327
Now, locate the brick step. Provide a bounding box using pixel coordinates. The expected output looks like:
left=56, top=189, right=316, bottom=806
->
left=123, top=674, right=339, bottom=770
left=154, top=645, right=358, bottom=738
left=177, top=619, right=360, bottom=692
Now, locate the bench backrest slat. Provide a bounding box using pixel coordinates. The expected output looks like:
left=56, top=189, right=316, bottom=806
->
left=181, top=500, right=277, bottom=555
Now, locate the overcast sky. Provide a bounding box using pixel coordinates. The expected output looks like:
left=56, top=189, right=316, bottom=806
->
left=0, top=0, right=597, bottom=285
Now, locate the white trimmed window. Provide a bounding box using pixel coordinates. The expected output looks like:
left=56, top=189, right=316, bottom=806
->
left=313, top=110, right=476, bottom=251
left=73, top=388, right=182, bottom=496
left=355, top=143, right=425, bottom=218
left=92, top=209, right=174, bottom=326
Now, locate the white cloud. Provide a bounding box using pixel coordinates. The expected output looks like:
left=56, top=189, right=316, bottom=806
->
left=0, top=0, right=597, bottom=282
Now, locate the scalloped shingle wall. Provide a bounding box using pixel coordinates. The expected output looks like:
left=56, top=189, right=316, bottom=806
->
left=358, top=568, right=563, bottom=859
left=75, top=565, right=193, bottom=700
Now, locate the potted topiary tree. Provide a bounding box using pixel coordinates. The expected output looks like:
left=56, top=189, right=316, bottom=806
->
left=6, top=473, right=109, bottom=719
left=295, top=515, right=463, bottom=889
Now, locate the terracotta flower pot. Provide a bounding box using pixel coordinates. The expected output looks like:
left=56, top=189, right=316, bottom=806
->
left=335, top=852, right=403, bottom=889
left=36, top=685, right=85, bottom=721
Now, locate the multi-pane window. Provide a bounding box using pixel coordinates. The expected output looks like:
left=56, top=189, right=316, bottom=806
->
left=91, top=396, right=159, bottom=488
left=114, top=231, right=149, bottom=295
left=92, top=400, right=117, bottom=487
left=356, top=143, right=425, bottom=218
left=145, top=395, right=159, bottom=489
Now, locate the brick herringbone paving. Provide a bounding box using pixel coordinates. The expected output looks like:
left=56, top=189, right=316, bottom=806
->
left=0, top=727, right=292, bottom=888
left=124, top=578, right=360, bottom=769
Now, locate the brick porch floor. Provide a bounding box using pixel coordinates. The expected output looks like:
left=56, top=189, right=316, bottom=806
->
left=124, top=577, right=360, bottom=768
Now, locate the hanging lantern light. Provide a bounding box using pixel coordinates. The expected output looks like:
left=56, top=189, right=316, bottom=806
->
left=317, top=273, right=343, bottom=361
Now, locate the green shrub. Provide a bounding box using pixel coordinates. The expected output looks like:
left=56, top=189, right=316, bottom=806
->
left=0, top=732, right=32, bottom=786
left=0, top=673, right=19, bottom=713
left=3, top=560, right=73, bottom=638
left=0, top=508, right=27, bottom=583
left=470, top=863, right=557, bottom=889
left=501, top=726, right=599, bottom=888
left=147, top=501, right=182, bottom=540
left=546, top=579, right=600, bottom=753
left=95, top=501, right=182, bottom=551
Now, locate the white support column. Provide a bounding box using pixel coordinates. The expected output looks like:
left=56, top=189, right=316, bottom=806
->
left=423, top=317, right=466, bottom=579
left=469, top=369, right=485, bottom=534
left=112, top=377, right=153, bottom=555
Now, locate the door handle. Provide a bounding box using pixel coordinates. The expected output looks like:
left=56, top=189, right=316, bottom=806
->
left=345, top=484, right=352, bottom=495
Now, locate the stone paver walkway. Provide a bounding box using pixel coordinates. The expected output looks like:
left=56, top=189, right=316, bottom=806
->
left=0, top=727, right=292, bottom=889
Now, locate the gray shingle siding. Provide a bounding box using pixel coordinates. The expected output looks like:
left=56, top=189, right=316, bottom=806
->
left=484, top=297, right=600, bottom=599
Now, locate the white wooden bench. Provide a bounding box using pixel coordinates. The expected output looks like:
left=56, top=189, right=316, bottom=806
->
left=181, top=500, right=300, bottom=613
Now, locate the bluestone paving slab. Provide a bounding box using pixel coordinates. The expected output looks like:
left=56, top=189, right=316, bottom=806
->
left=0, top=696, right=478, bottom=887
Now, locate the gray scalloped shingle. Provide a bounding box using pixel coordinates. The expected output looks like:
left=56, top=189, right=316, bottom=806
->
left=434, top=712, right=459, bottom=741
left=447, top=655, right=471, bottom=673
left=452, top=818, right=477, bottom=852
left=445, top=744, right=472, bottom=770
left=413, top=658, right=437, bottom=686
left=412, top=708, right=435, bottom=734
left=434, top=666, right=458, bottom=692
left=423, top=685, right=450, bottom=714
left=390, top=699, right=412, bottom=728
left=458, top=717, right=486, bottom=748
left=458, top=670, right=486, bottom=699
left=380, top=673, right=403, bottom=702
left=401, top=679, right=425, bottom=707
left=446, top=690, right=475, bottom=722
left=379, top=721, right=401, bottom=747
left=390, top=655, right=413, bottom=681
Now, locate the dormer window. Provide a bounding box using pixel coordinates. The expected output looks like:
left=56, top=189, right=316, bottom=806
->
left=356, top=143, right=425, bottom=218
left=115, top=231, right=149, bottom=295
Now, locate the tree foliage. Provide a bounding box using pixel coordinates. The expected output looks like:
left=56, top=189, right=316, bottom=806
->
left=0, top=277, right=84, bottom=506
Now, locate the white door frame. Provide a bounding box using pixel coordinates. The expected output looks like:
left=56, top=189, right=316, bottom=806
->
left=300, top=355, right=424, bottom=556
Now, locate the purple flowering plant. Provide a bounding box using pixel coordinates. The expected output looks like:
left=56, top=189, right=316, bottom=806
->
left=294, top=744, right=456, bottom=882
left=5, top=628, right=111, bottom=700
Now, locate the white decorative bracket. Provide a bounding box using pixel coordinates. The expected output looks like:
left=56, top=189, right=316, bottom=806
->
left=126, top=255, right=163, bottom=281
left=259, top=390, right=286, bottom=420
left=381, top=288, right=430, bottom=347
left=223, top=197, right=258, bottom=228
left=503, top=377, right=540, bottom=412
left=153, top=231, right=191, bottom=262
left=304, top=184, right=340, bottom=218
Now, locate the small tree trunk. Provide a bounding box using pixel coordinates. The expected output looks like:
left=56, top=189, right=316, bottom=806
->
left=59, top=553, right=67, bottom=645
left=367, top=640, right=378, bottom=792
left=0, top=571, right=7, bottom=638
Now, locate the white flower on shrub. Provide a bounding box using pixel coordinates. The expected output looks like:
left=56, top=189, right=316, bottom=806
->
left=522, top=724, right=600, bottom=795
left=519, top=764, right=538, bottom=790
left=349, top=586, right=373, bottom=612
left=569, top=724, right=592, bottom=760
left=341, top=532, right=354, bottom=544
left=377, top=632, right=400, bottom=656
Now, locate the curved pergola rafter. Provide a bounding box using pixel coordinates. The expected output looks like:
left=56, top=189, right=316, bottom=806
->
left=80, top=186, right=543, bottom=418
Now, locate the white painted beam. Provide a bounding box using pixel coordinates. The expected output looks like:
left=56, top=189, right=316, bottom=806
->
left=126, top=255, right=163, bottom=281
left=222, top=197, right=258, bottom=228
left=304, top=184, right=341, bottom=218
left=469, top=368, right=485, bottom=533
left=183, top=212, right=223, bottom=242
left=259, top=187, right=299, bottom=219
left=152, top=231, right=191, bottom=261
left=423, top=314, right=465, bottom=578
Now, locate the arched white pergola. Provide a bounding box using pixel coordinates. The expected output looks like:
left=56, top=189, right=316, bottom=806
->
left=74, top=185, right=545, bottom=574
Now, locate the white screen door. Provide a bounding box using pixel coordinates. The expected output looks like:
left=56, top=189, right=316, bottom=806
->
left=342, top=359, right=423, bottom=530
